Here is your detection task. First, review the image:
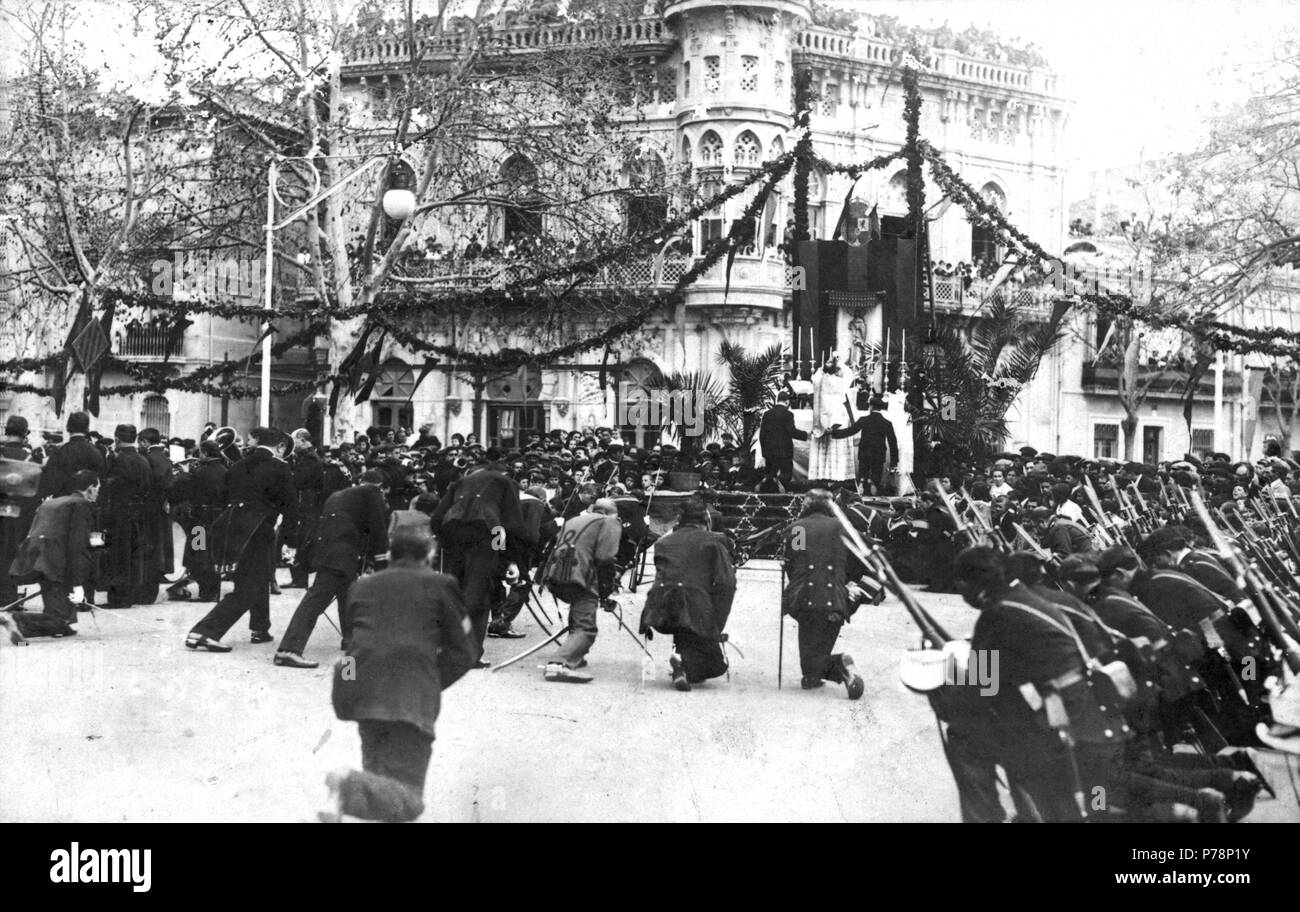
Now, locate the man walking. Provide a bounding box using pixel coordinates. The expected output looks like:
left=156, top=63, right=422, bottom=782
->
left=185, top=427, right=297, bottom=652
left=781, top=489, right=865, bottom=698
left=8, top=470, right=99, bottom=638
left=539, top=498, right=622, bottom=683
left=322, top=528, right=476, bottom=823
left=275, top=469, right=390, bottom=668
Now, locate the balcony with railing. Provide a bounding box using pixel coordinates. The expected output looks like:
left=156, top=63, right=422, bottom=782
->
left=795, top=26, right=1061, bottom=96
left=115, top=322, right=185, bottom=360
left=930, top=272, right=1061, bottom=318
left=383, top=251, right=792, bottom=293
left=343, top=16, right=672, bottom=68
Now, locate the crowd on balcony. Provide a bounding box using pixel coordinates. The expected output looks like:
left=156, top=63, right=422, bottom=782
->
left=860, top=15, right=1051, bottom=69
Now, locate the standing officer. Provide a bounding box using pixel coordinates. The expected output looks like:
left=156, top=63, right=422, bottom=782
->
left=781, top=489, right=865, bottom=699
left=429, top=454, right=523, bottom=656
left=9, top=470, right=99, bottom=636
left=284, top=428, right=325, bottom=589
left=139, top=427, right=174, bottom=594
left=37, top=411, right=105, bottom=499
left=185, top=427, right=297, bottom=652
left=101, top=424, right=155, bottom=609
left=274, top=468, right=390, bottom=668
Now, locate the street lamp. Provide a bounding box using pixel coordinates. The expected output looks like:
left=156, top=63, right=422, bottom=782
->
left=260, top=153, right=415, bottom=427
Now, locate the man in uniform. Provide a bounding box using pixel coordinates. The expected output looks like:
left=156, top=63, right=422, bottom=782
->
left=429, top=455, right=524, bottom=656
left=275, top=468, right=390, bottom=668
left=9, top=470, right=99, bottom=637
left=1031, top=506, right=1096, bottom=561
left=37, top=411, right=105, bottom=499
left=641, top=497, right=736, bottom=691
left=138, top=427, right=174, bottom=597
left=101, top=424, right=155, bottom=609
left=781, top=489, right=865, bottom=699
left=948, top=546, right=1127, bottom=822
left=168, top=439, right=227, bottom=601
left=284, top=428, right=326, bottom=589
left=322, top=528, right=476, bottom=823
left=185, top=427, right=297, bottom=652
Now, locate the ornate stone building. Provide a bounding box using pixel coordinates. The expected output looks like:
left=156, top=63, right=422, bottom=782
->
left=340, top=1, right=1074, bottom=451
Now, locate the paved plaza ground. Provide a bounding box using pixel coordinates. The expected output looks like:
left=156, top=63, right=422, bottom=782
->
left=1, top=557, right=1296, bottom=822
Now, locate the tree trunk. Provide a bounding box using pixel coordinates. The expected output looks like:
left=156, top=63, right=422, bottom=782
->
left=1121, top=411, right=1138, bottom=462
left=328, top=315, right=365, bottom=444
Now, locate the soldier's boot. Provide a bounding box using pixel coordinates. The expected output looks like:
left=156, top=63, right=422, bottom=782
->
left=838, top=654, right=865, bottom=701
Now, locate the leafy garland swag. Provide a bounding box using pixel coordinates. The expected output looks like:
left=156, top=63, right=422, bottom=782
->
left=3, top=60, right=1292, bottom=410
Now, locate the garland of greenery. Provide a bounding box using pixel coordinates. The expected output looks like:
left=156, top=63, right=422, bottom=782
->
left=921, top=141, right=1300, bottom=361
left=362, top=156, right=796, bottom=375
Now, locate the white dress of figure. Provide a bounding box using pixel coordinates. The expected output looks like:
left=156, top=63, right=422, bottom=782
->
left=809, top=366, right=857, bottom=482
left=884, top=389, right=915, bottom=495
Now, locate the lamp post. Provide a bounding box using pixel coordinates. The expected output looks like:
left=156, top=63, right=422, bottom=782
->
left=260, top=153, right=415, bottom=428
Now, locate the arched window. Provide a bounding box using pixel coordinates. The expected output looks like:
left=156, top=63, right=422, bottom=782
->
left=699, top=131, right=724, bottom=168
left=971, top=181, right=1006, bottom=266
left=500, top=153, right=543, bottom=243
left=141, top=395, right=170, bottom=438
left=883, top=170, right=909, bottom=213
left=734, top=131, right=762, bottom=168
left=768, top=136, right=785, bottom=160
left=623, top=152, right=668, bottom=238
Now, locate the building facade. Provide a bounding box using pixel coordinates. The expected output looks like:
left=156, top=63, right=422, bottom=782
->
left=338, top=0, right=1076, bottom=452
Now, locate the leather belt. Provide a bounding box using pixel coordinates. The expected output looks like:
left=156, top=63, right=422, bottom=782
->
left=1047, top=664, right=1086, bottom=691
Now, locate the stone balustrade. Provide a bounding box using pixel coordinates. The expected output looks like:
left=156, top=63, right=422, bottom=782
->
left=344, top=16, right=671, bottom=66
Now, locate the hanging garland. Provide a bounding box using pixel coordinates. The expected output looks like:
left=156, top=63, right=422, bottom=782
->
left=921, top=140, right=1300, bottom=362
left=360, top=155, right=796, bottom=375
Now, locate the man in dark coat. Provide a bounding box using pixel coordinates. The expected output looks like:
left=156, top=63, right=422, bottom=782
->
left=284, top=428, right=326, bottom=588
left=8, top=470, right=99, bottom=637
left=275, top=469, right=390, bottom=668
left=0, top=415, right=40, bottom=607
left=168, top=440, right=227, bottom=601
left=781, top=489, right=865, bottom=698
left=322, top=528, right=476, bottom=823
left=429, top=458, right=524, bottom=655
left=640, top=497, right=735, bottom=690
left=831, top=395, right=898, bottom=494
left=37, top=411, right=105, bottom=499
left=101, top=424, right=156, bottom=609
left=758, top=390, right=807, bottom=486
left=139, top=427, right=175, bottom=590
left=185, top=427, right=297, bottom=651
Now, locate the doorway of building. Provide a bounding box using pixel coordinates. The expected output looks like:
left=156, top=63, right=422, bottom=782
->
left=1143, top=425, right=1163, bottom=466
left=487, top=403, right=547, bottom=450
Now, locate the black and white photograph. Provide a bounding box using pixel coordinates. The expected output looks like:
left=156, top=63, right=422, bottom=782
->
left=1, top=0, right=1298, bottom=848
